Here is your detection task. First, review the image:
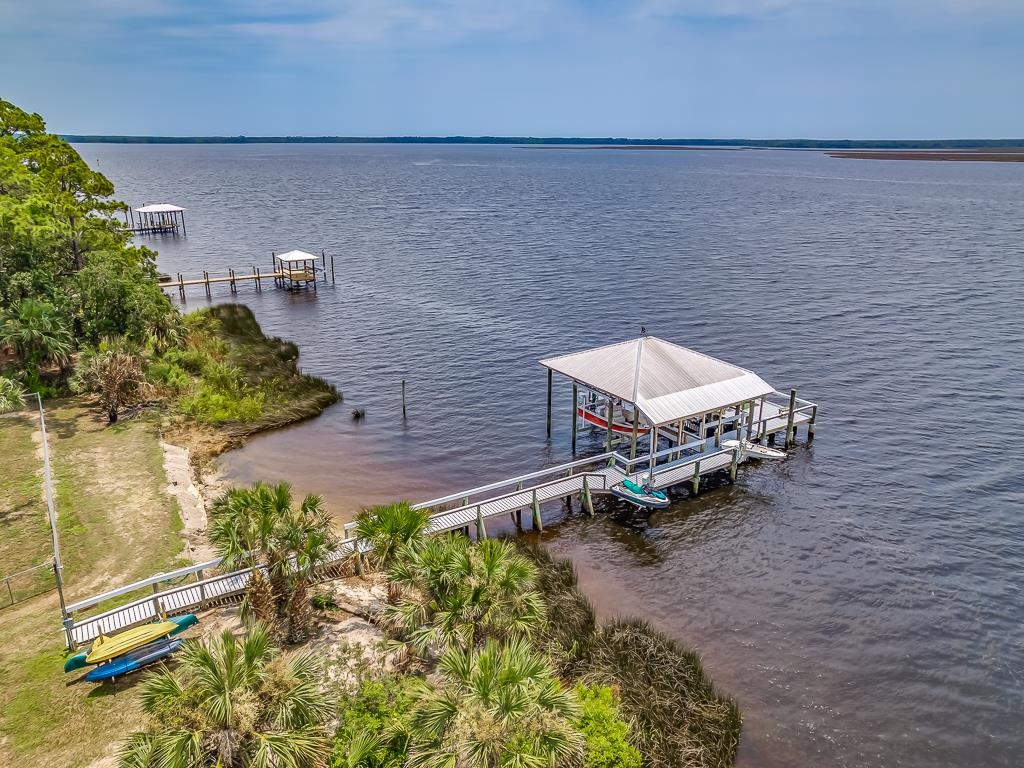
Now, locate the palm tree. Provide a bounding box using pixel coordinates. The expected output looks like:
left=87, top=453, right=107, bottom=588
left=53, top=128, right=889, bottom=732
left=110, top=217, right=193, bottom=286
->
left=380, top=535, right=546, bottom=658
left=354, top=501, right=430, bottom=570
left=0, top=376, right=25, bottom=413
left=119, top=624, right=332, bottom=768
left=0, top=297, right=73, bottom=382
left=406, top=636, right=584, bottom=768
left=209, top=482, right=337, bottom=641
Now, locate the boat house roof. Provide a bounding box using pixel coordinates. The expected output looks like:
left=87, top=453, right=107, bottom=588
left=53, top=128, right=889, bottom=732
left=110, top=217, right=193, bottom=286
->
left=540, top=336, right=774, bottom=425
left=134, top=203, right=185, bottom=213
left=275, top=250, right=319, bottom=263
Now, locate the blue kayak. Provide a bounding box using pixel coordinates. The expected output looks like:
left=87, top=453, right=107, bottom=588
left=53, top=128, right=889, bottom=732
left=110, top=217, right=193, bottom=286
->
left=84, top=638, right=183, bottom=682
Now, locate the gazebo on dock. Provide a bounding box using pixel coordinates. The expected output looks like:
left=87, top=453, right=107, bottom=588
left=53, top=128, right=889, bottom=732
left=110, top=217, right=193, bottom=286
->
left=273, top=250, right=320, bottom=291
left=130, top=203, right=186, bottom=235
left=541, top=336, right=816, bottom=474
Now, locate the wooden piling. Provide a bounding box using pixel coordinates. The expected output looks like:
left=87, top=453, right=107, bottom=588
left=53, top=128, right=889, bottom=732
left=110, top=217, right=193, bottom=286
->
left=203, top=270, right=210, bottom=298
left=177, top=273, right=185, bottom=301
left=571, top=383, right=578, bottom=452
left=254, top=266, right=261, bottom=292
left=691, top=460, right=701, bottom=495
left=475, top=505, right=487, bottom=540
left=808, top=404, right=817, bottom=442
left=531, top=489, right=543, bottom=532
left=785, top=388, right=797, bottom=448
left=581, top=475, right=594, bottom=516
left=229, top=268, right=236, bottom=293
left=402, top=380, right=407, bottom=419
left=729, top=446, right=739, bottom=481
left=330, top=253, right=336, bottom=284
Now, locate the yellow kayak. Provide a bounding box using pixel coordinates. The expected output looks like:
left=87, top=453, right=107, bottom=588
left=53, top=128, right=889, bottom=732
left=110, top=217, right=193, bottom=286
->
left=86, top=620, right=179, bottom=664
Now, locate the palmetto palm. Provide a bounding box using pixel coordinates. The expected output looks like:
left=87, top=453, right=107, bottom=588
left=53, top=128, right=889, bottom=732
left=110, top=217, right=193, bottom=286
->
left=0, top=376, right=25, bottom=413
left=0, top=297, right=73, bottom=379
left=209, top=482, right=337, bottom=640
left=381, top=535, right=546, bottom=658
left=119, top=624, right=331, bottom=768
left=406, top=636, right=584, bottom=768
left=354, top=501, right=431, bottom=570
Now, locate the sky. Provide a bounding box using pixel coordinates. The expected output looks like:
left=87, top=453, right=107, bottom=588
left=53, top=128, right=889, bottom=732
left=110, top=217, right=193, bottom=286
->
left=1, top=0, right=1022, bottom=138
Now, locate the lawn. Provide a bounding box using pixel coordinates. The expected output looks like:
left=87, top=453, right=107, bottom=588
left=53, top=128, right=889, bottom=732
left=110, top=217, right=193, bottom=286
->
left=0, top=399, right=187, bottom=768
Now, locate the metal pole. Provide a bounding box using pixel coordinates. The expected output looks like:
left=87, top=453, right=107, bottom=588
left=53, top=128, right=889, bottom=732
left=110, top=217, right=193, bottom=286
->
left=33, top=394, right=69, bottom=643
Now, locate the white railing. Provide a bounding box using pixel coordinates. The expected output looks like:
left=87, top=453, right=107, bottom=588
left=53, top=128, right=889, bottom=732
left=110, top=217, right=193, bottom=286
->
left=62, top=392, right=816, bottom=647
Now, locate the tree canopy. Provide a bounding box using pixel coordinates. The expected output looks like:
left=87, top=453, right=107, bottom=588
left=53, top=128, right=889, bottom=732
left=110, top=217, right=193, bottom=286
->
left=0, top=97, right=176, bottom=389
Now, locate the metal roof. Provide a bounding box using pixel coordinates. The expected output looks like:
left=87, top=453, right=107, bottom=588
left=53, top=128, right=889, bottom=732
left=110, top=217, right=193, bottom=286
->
left=134, top=203, right=185, bottom=213
left=540, top=336, right=775, bottom=426
left=275, top=250, right=319, bottom=262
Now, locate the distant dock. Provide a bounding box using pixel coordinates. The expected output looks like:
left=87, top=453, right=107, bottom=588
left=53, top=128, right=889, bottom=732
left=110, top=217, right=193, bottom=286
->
left=126, top=203, right=187, bottom=235
left=159, top=249, right=336, bottom=300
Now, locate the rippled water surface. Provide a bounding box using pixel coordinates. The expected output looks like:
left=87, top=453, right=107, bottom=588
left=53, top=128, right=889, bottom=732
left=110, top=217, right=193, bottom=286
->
left=83, top=143, right=1024, bottom=767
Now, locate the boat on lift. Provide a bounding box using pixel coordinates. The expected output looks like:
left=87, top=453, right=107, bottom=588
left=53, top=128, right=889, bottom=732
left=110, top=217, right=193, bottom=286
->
left=577, top=399, right=651, bottom=436
left=611, top=478, right=671, bottom=509
left=722, top=439, right=787, bottom=460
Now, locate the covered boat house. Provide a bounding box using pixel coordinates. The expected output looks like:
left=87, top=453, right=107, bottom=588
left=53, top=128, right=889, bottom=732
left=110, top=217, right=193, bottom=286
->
left=541, top=335, right=817, bottom=482
left=273, top=250, right=321, bottom=291
left=128, top=203, right=186, bottom=235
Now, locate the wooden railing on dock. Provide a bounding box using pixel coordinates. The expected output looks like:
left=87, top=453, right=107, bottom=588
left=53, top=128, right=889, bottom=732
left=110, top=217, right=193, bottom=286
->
left=59, top=390, right=817, bottom=648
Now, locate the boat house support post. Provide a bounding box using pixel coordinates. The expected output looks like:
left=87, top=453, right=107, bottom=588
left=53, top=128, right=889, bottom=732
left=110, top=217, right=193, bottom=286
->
left=699, top=414, right=707, bottom=451
left=785, top=388, right=797, bottom=448
left=629, top=407, right=639, bottom=461
left=746, top=400, right=755, bottom=440
left=691, top=459, right=701, bottom=495
left=604, top=397, right=613, bottom=452
left=545, top=369, right=553, bottom=438
left=729, top=444, right=740, bottom=481
left=648, top=425, right=658, bottom=479
left=714, top=410, right=722, bottom=448
left=570, top=382, right=578, bottom=452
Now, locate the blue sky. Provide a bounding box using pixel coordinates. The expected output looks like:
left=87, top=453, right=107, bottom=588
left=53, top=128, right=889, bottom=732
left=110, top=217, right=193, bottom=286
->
left=2, top=0, right=1022, bottom=137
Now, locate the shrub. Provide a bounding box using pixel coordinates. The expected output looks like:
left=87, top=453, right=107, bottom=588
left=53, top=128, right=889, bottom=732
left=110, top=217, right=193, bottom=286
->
left=576, top=684, right=642, bottom=768
left=331, top=673, right=412, bottom=768
left=147, top=360, right=191, bottom=394
left=179, top=383, right=264, bottom=424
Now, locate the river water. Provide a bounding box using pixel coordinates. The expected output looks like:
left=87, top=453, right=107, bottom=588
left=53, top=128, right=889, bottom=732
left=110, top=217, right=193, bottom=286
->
left=82, top=143, right=1024, bottom=767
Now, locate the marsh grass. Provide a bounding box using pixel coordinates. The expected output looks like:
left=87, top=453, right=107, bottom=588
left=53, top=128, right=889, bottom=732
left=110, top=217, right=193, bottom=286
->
left=518, top=542, right=741, bottom=768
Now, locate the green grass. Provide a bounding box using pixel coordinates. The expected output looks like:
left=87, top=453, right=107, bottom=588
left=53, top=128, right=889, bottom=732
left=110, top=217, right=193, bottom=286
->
left=0, top=414, right=53, bottom=602
left=0, top=399, right=187, bottom=768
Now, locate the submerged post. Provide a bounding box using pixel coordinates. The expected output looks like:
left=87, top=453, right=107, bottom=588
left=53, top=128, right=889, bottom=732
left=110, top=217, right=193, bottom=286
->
left=571, top=383, right=578, bottom=452
left=203, top=270, right=210, bottom=298
left=785, top=388, right=797, bottom=448
left=546, top=369, right=553, bottom=438
left=401, top=380, right=407, bottom=419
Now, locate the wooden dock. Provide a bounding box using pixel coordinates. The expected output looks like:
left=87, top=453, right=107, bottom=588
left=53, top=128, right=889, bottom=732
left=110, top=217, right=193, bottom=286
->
left=159, top=252, right=336, bottom=300
left=57, top=392, right=815, bottom=648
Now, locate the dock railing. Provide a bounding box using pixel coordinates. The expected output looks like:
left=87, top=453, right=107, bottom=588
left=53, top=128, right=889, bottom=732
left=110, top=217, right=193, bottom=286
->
left=60, top=391, right=816, bottom=647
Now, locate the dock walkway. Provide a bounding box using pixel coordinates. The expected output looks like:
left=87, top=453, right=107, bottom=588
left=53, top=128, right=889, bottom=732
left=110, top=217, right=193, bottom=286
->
left=59, top=392, right=815, bottom=647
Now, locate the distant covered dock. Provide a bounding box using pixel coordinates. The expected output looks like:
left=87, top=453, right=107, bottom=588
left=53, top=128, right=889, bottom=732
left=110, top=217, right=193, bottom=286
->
left=127, top=203, right=186, bottom=235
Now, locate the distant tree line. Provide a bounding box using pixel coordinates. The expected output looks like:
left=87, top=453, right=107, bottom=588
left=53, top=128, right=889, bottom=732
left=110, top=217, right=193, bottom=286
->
left=61, top=134, right=1024, bottom=148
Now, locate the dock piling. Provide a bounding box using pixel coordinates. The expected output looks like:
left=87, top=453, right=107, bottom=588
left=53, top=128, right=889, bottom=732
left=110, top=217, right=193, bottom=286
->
left=203, top=270, right=210, bottom=298
left=808, top=404, right=817, bottom=442
left=402, top=380, right=407, bottom=419
left=531, top=489, right=543, bottom=532
left=581, top=475, right=594, bottom=516
left=785, top=389, right=797, bottom=448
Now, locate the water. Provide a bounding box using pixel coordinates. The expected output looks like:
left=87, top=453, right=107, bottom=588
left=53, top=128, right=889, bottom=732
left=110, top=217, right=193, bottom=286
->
left=82, top=143, right=1024, bottom=767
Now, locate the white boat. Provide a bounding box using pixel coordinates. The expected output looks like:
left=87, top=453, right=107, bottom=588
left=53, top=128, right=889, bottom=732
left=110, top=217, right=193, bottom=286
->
left=722, top=439, right=787, bottom=461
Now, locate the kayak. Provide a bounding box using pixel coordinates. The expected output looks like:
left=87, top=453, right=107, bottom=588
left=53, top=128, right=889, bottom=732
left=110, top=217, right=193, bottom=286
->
left=611, top=478, right=670, bottom=510
left=84, top=638, right=183, bottom=682
left=64, top=614, right=198, bottom=672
